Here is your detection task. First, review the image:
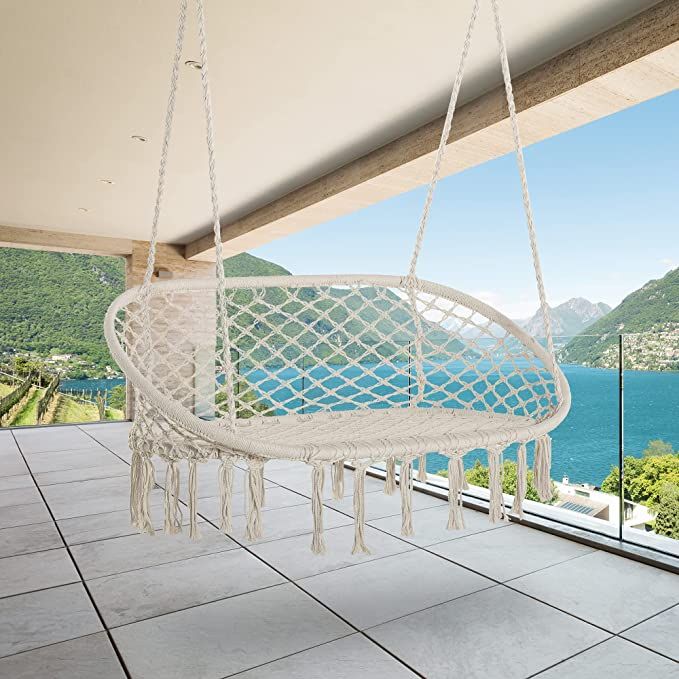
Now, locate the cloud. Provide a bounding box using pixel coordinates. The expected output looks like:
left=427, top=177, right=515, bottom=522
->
left=660, top=258, right=675, bottom=270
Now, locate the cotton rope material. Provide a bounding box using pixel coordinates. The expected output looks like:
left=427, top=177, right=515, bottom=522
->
left=105, top=0, right=571, bottom=555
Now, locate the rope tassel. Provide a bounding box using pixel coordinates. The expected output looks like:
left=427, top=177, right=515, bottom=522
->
left=512, top=443, right=527, bottom=518
left=400, top=459, right=414, bottom=536
left=487, top=448, right=506, bottom=523
left=218, top=458, right=234, bottom=534
left=130, top=451, right=155, bottom=535
left=164, top=460, right=182, bottom=534
left=533, top=435, right=553, bottom=502
left=311, top=465, right=326, bottom=555
left=447, top=456, right=465, bottom=530
left=417, top=454, right=427, bottom=482
left=245, top=459, right=264, bottom=541
left=188, top=460, right=200, bottom=540
left=352, top=464, right=370, bottom=554
left=331, top=460, right=345, bottom=500
left=384, top=458, right=397, bottom=495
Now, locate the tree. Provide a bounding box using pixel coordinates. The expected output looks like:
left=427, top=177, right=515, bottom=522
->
left=108, top=384, right=126, bottom=412
left=654, top=483, right=679, bottom=540
left=643, top=439, right=675, bottom=457
left=601, top=453, right=679, bottom=509
left=439, top=458, right=558, bottom=504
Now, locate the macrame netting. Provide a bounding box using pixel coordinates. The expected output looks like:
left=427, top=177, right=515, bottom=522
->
left=105, top=0, right=571, bottom=554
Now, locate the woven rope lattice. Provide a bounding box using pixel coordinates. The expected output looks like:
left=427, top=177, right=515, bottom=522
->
left=108, top=274, right=569, bottom=463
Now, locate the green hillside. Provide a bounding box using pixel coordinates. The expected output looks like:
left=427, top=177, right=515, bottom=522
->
left=0, top=248, right=289, bottom=376
left=560, top=267, right=679, bottom=370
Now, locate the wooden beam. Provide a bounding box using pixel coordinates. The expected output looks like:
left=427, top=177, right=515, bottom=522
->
left=0, top=224, right=134, bottom=257
left=185, top=0, right=679, bottom=261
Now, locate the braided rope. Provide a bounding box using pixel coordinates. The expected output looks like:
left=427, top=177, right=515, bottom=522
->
left=137, top=0, right=188, bottom=378
left=407, top=0, right=480, bottom=281
left=195, top=0, right=237, bottom=427
left=490, top=0, right=555, bottom=359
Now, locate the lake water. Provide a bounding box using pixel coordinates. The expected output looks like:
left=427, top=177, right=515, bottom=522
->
left=63, top=365, right=678, bottom=487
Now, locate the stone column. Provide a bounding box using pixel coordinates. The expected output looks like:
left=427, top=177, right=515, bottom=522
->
left=124, top=241, right=214, bottom=419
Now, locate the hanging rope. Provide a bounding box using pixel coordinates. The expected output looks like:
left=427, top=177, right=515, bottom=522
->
left=407, top=0, right=480, bottom=281
left=490, top=0, right=555, bottom=359
left=136, top=0, right=188, bottom=380
left=195, top=0, right=238, bottom=427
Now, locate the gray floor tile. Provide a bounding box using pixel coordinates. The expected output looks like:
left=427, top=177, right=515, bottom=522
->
left=0, top=486, right=42, bottom=508
left=41, top=475, right=163, bottom=520
left=430, top=523, right=595, bottom=581
left=622, top=604, right=679, bottom=661
left=34, top=462, right=129, bottom=486
left=0, top=522, right=62, bottom=558
left=325, top=486, right=445, bottom=521
left=0, top=431, right=20, bottom=455
left=89, top=548, right=285, bottom=627
left=112, top=583, right=352, bottom=679
left=0, top=474, right=34, bottom=491
left=251, top=524, right=416, bottom=580
left=229, top=502, right=353, bottom=545
left=369, top=586, right=610, bottom=679
left=59, top=506, right=201, bottom=545
left=0, top=454, right=29, bottom=477
left=0, top=632, right=126, bottom=679
left=0, top=548, right=80, bottom=597
left=299, top=549, right=492, bottom=629
left=511, top=550, right=679, bottom=632
left=534, top=637, right=679, bottom=678
left=13, top=427, right=98, bottom=454
left=265, top=464, right=384, bottom=500
left=236, top=633, right=418, bottom=678
left=0, top=583, right=102, bottom=657
left=369, top=503, right=508, bottom=546
left=71, top=522, right=239, bottom=579
left=0, top=501, right=51, bottom=529
left=198, top=486, right=310, bottom=522
left=25, top=447, right=117, bottom=474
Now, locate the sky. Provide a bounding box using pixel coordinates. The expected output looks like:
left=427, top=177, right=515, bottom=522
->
left=252, top=89, right=679, bottom=320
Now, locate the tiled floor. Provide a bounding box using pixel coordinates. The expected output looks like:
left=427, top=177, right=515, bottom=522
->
left=0, top=423, right=678, bottom=678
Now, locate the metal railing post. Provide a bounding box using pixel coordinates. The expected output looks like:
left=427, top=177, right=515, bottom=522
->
left=618, top=334, right=625, bottom=541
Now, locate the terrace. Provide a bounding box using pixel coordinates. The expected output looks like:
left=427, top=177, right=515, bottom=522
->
left=1, top=422, right=678, bottom=677
left=1, top=0, right=678, bottom=676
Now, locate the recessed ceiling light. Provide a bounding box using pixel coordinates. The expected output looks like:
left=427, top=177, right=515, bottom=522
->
left=131, top=134, right=148, bottom=142
left=99, top=179, right=114, bottom=185
left=78, top=207, right=89, bottom=213
left=184, top=60, right=202, bottom=70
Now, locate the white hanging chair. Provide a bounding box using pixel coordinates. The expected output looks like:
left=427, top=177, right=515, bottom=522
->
left=105, top=0, right=571, bottom=554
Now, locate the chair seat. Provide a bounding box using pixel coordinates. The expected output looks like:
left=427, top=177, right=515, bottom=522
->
left=231, top=407, right=538, bottom=461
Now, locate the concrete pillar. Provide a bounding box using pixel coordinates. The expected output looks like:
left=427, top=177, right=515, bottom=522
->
left=124, top=241, right=215, bottom=419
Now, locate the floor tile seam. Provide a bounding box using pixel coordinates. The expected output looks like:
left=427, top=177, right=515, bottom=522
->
left=81, top=542, right=242, bottom=582
left=0, top=630, right=110, bottom=662
left=0, top=544, right=65, bottom=563
left=9, top=429, right=133, bottom=679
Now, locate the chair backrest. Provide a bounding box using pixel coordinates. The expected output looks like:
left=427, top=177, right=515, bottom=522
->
left=108, top=274, right=567, bottom=428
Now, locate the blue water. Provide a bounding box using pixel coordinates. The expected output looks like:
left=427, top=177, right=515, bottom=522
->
left=62, top=365, right=678, bottom=487
left=60, top=377, right=124, bottom=398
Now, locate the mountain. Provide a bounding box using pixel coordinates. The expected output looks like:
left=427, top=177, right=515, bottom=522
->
left=560, top=268, right=679, bottom=370
left=0, top=248, right=289, bottom=375
left=518, top=298, right=611, bottom=339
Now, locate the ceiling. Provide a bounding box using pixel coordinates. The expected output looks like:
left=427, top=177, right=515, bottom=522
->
left=0, top=0, right=662, bottom=246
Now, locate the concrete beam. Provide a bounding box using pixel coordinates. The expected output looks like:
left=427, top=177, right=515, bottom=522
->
left=185, top=0, right=679, bottom=261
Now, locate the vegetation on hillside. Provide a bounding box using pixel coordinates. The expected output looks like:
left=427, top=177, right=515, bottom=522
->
left=0, top=249, right=291, bottom=377
left=560, top=267, right=679, bottom=370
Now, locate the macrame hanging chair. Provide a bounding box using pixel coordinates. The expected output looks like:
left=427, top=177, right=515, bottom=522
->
left=105, top=0, right=571, bottom=554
